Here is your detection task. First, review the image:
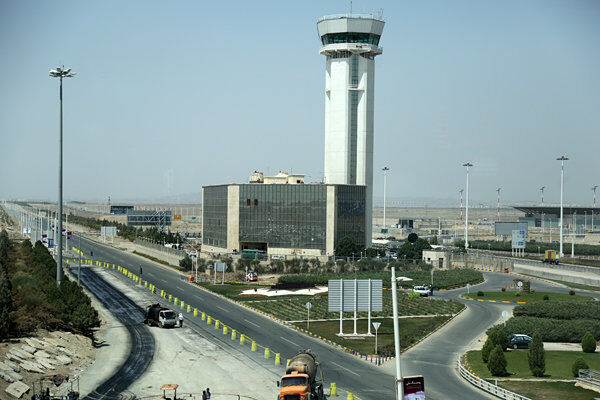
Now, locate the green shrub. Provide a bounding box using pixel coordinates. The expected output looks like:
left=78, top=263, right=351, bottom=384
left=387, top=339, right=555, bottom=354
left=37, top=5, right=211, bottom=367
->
left=488, top=345, right=508, bottom=376
left=501, top=287, right=506, bottom=292
left=543, top=295, right=550, bottom=301
left=513, top=301, right=600, bottom=321
left=582, top=332, right=597, bottom=353
left=572, top=358, right=589, bottom=377
left=490, top=327, right=509, bottom=351
left=477, top=291, right=484, bottom=297
left=528, top=332, right=545, bottom=377
left=490, top=317, right=600, bottom=343
left=569, top=290, right=575, bottom=296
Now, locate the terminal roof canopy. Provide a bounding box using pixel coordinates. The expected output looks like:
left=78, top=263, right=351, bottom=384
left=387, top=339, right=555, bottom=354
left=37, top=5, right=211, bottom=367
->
left=513, top=206, right=599, bottom=216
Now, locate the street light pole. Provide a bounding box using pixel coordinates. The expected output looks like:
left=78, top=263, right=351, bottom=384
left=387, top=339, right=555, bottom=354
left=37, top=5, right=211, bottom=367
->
left=496, top=187, right=501, bottom=221
left=463, top=163, right=473, bottom=250
left=540, top=186, right=545, bottom=236
left=556, top=156, right=568, bottom=257
left=382, top=167, right=390, bottom=230
left=50, top=65, right=75, bottom=286
left=593, top=185, right=598, bottom=232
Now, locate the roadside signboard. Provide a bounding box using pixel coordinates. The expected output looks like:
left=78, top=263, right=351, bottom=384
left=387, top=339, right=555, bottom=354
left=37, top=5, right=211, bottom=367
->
left=101, top=226, right=117, bottom=237
left=48, top=238, right=54, bottom=248
left=328, top=279, right=383, bottom=312
left=215, top=262, right=227, bottom=272
left=173, top=214, right=182, bottom=220
left=403, top=376, right=425, bottom=400
left=511, top=230, right=526, bottom=249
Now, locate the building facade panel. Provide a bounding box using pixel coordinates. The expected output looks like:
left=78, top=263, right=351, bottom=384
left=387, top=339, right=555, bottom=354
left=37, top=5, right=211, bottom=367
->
left=202, top=185, right=228, bottom=249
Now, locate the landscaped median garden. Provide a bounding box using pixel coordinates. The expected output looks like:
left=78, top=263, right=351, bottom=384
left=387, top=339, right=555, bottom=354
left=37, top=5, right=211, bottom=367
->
left=195, top=268, right=482, bottom=356
left=463, top=290, right=592, bottom=303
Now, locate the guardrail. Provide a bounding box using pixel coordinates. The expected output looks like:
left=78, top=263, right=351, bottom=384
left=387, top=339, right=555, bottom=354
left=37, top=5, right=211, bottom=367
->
left=457, top=360, right=531, bottom=400
left=577, top=369, right=600, bottom=390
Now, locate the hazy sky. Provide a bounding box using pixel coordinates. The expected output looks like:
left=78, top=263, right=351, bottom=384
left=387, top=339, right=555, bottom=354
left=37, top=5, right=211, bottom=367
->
left=1, top=0, right=599, bottom=206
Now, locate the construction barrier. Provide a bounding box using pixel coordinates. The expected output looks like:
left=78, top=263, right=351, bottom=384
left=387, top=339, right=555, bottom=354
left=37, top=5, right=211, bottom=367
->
left=231, top=330, right=237, bottom=340
left=240, top=335, right=246, bottom=345
left=275, top=353, right=281, bottom=365
left=207, top=316, right=212, bottom=325
left=346, top=392, right=354, bottom=400
left=251, top=341, right=257, bottom=352
left=193, top=308, right=198, bottom=317
left=187, top=304, right=191, bottom=313
left=223, top=326, right=228, bottom=335
left=201, top=312, right=206, bottom=321
left=215, top=320, right=220, bottom=329
left=264, top=348, right=270, bottom=359
left=330, top=383, right=337, bottom=397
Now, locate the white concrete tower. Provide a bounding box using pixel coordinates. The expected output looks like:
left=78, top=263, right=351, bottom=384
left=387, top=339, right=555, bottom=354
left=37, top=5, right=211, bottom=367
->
left=317, top=14, right=385, bottom=247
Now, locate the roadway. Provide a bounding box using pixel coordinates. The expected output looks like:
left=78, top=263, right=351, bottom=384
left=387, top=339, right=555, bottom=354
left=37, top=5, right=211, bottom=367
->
left=76, top=266, right=155, bottom=400
left=72, top=235, right=598, bottom=400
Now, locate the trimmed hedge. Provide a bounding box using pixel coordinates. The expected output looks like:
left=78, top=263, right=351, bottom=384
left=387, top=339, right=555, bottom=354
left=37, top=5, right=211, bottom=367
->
left=513, top=301, right=600, bottom=321
left=278, top=269, right=483, bottom=290
left=490, top=316, right=600, bottom=343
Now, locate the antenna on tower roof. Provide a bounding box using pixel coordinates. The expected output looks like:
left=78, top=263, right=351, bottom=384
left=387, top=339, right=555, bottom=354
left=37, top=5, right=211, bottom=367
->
left=350, top=1, right=352, bottom=14
left=378, top=8, right=384, bottom=19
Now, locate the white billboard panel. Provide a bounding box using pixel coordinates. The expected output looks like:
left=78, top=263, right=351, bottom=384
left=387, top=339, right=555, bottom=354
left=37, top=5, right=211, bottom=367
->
left=328, top=279, right=382, bottom=312
left=511, top=230, right=526, bottom=249
left=101, top=226, right=117, bottom=237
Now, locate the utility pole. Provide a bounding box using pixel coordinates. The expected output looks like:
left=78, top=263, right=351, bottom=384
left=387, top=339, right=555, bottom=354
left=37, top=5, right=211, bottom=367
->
left=557, top=156, right=568, bottom=257
left=463, top=163, right=473, bottom=250
left=540, top=186, right=545, bottom=237
left=390, top=267, right=403, bottom=399
left=382, top=167, right=389, bottom=230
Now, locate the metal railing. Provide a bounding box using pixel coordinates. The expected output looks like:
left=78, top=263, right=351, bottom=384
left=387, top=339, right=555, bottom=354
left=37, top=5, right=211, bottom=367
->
left=457, top=360, right=531, bottom=400
left=577, top=369, right=600, bottom=389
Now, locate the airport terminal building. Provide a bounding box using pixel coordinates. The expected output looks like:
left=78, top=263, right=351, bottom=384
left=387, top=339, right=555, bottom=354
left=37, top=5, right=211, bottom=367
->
left=202, top=174, right=366, bottom=258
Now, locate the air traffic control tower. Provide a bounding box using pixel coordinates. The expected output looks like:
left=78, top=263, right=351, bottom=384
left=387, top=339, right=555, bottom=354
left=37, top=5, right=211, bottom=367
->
left=317, top=14, right=384, bottom=247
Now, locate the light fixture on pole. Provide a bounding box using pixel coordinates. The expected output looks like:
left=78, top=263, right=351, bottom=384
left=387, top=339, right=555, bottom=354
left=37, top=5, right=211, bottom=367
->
left=49, top=65, right=76, bottom=286
left=592, top=185, right=598, bottom=232
left=382, top=167, right=389, bottom=230
left=462, top=163, right=473, bottom=250
left=556, top=155, right=568, bottom=257
left=496, top=187, right=501, bottom=221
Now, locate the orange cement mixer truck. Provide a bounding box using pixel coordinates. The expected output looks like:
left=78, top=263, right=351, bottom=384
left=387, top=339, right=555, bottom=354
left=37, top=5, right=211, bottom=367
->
left=277, top=350, right=324, bottom=400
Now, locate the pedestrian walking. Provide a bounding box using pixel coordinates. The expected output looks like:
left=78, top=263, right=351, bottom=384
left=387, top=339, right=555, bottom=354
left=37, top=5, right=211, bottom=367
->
left=202, top=390, right=207, bottom=400
left=139, top=267, right=143, bottom=276
left=178, top=312, right=184, bottom=327
left=206, top=388, right=211, bottom=399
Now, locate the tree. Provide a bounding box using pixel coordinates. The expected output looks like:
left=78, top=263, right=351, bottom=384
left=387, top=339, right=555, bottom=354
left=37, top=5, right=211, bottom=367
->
left=491, top=327, right=509, bottom=351
left=528, top=332, right=545, bottom=377
left=581, top=332, right=597, bottom=353
left=572, top=358, right=589, bottom=377
left=0, top=268, right=12, bottom=340
left=481, top=338, right=494, bottom=363
left=407, top=233, right=419, bottom=243
left=487, top=345, right=507, bottom=376
left=335, top=236, right=359, bottom=258
left=179, top=255, right=193, bottom=271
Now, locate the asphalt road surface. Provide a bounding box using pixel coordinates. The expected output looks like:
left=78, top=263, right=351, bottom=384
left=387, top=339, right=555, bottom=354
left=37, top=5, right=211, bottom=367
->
left=72, top=235, right=598, bottom=400
left=77, top=266, right=155, bottom=400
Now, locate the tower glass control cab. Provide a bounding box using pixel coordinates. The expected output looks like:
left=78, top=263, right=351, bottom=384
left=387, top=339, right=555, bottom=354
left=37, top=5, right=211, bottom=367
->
left=317, top=14, right=385, bottom=247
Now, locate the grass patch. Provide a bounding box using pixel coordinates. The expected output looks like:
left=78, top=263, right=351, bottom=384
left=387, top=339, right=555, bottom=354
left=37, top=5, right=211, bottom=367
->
left=295, top=316, right=451, bottom=356
left=463, top=291, right=593, bottom=303
left=195, top=282, right=271, bottom=301
left=467, top=350, right=600, bottom=379
left=521, top=274, right=600, bottom=291
left=495, top=381, right=598, bottom=400
left=132, top=250, right=181, bottom=269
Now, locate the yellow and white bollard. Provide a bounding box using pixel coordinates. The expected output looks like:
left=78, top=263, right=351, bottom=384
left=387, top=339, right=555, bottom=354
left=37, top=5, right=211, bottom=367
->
left=264, top=348, right=270, bottom=359
left=231, top=330, right=237, bottom=341
left=201, top=312, right=206, bottom=321
left=215, top=320, right=220, bottom=329
left=346, top=392, right=353, bottom=400
left=240, top=334, right=246, bottom=345
left=275, top=353, right=281, bottom=365
left=223, top=325, right=228, bottom=335
left=169, top=294, right=173, bottom=302
left=187, top=304, right=191, bottom=313
left=193, top=308, right=198, bottom=317
left=207, top=316, right=212, bottom=325
left=174, top=297, right=179, bottom=306
left=330, top=383, right=337, bottom=397
left=287, top=359, right=291, bottom=367
left=180, top=300, right=185, bottom=309
left=251, top=341, right=257, bottom=352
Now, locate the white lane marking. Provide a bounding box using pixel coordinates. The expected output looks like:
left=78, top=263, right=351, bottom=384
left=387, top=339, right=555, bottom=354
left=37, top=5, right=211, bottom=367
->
left=280, top=336, right=300, bottom=347
left=193, top=294, right=203, bottom=300
left=244, top=319, right=260, bottom=328
left=217, top=306, right=229, bottom=312
left=330, top=361, right=360, bottom=376
left=176, top=285, right=185, bottom=291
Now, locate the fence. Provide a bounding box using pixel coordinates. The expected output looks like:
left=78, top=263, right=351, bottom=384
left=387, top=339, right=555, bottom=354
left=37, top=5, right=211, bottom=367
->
left=457, top=360, right=531, bottom=400
left=134, top=238, right=187, bottom=256
left=577, top=369, right=600, bottom=390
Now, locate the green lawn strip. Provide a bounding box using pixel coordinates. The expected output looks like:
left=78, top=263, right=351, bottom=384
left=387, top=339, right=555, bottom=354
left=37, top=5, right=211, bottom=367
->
left=493, top=381, right=599, bottom=400
left=241, top=291, right=464, bottom=321
left=132, top=250, right=181, bottom=270
left=294, top=316, right=451, bottom=356
left=194, top=282, right=272, bottom=301
left=463, top=291, right=593, bottom=303
left=467, top=350, right=600, bottom=380
left=519, top=274, right=600, bottom=291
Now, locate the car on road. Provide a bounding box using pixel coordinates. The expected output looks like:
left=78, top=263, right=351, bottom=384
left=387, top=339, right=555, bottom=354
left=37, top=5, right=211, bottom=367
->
left=412, top=285, right=430, bottom=297
left=508, top=334, right=532, bottom=349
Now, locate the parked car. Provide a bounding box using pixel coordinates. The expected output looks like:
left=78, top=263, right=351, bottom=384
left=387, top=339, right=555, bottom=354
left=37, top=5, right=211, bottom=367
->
left=412, top=285, right=430, bottom=297
left=508, top=334, right=532, bottom=349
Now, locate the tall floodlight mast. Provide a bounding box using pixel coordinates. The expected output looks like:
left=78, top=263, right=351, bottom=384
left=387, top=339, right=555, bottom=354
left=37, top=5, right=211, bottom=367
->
left=592, top=185, right=598, bottom=232
left=463, top=163, right=473, bottom=250
left=496, top=188, right=501, bottom=221
left=49, top=66, right=75, bottom=286
left=317, top=13, right=385, bottom=248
